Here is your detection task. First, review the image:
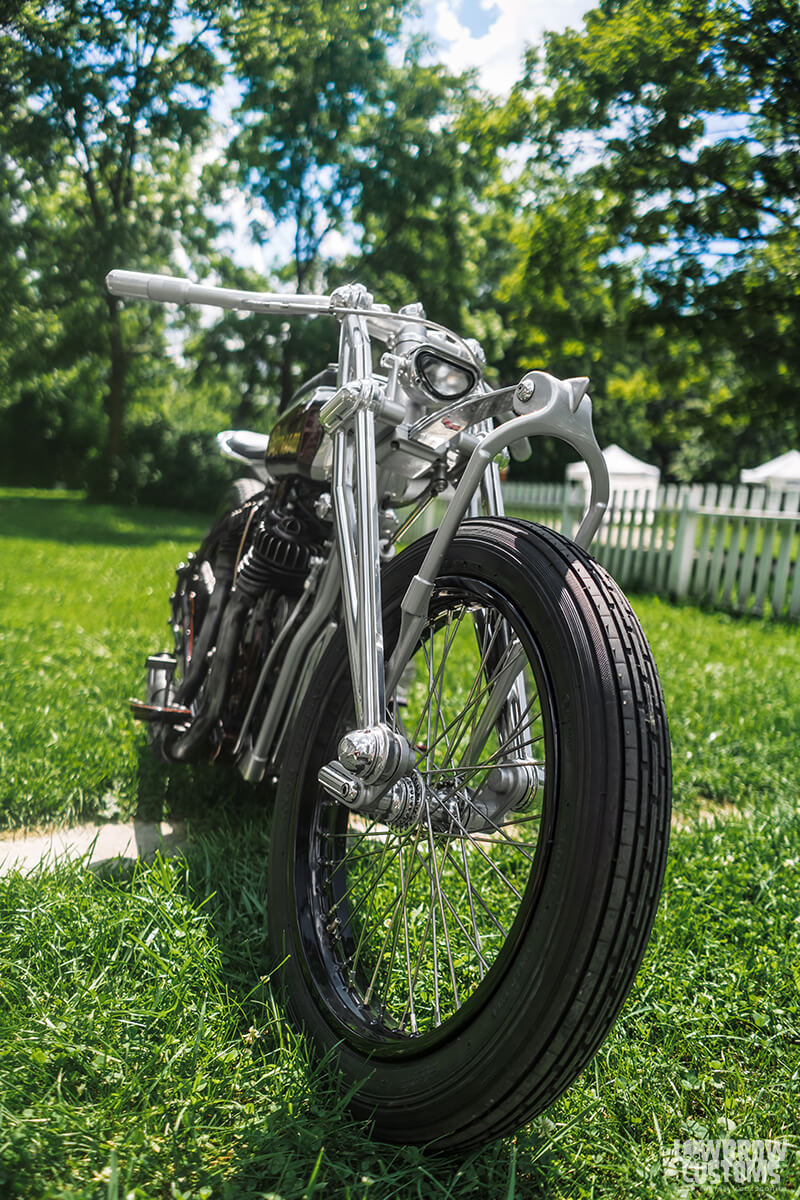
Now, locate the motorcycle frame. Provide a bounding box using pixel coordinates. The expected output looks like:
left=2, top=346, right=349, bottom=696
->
left=106, top=270, right=611, bottom=783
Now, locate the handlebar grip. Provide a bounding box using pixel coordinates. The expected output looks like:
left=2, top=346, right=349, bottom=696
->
left=106, top=270, right=195, bottom=304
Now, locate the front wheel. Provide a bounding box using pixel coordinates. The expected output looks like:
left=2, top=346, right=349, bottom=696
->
left=268, top=519, right=671, bottom=1149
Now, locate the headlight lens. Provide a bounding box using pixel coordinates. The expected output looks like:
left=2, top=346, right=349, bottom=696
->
left=416, top=351, right=477, bottom=400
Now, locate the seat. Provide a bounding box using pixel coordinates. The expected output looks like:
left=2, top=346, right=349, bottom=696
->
left=217, top=429, right=270, bottom=462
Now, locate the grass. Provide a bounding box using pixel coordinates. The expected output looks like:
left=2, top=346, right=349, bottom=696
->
left=0, top=490, right=253, bottom=833
left=1, top=489, right=799, bottom=1198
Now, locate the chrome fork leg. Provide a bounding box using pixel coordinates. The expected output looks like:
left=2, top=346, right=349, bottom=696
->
left=331, top=410, right=385, bottom=729
left=322, top=410, right=414, bottom=808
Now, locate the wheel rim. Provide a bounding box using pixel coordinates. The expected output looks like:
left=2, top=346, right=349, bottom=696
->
left=298, top=575, right=558, bottom=1052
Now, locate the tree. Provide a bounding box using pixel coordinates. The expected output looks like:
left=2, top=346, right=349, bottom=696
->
left=226, top=0, right=445, bottom=405
left=522, top=0, right=800, bottom=475
left=0, top=0, right=223, bottom=493
left=534, top=0, right=800, bottom=275
left=226, top=0, right=408, bottom=291
left=339, top=58, right=498, bottom=333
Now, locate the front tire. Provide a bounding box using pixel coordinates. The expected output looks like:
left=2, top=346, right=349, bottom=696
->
left=268, top=519, right=671, bottom=1149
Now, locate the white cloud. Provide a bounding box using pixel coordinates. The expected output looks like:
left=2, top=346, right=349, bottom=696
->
left=424, top=0, right=594, bottom=95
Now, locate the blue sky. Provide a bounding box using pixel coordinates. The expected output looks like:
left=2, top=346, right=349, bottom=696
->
left=457, top=0, right=502, bottom=39
left=420, top=0, right=595, bottom=93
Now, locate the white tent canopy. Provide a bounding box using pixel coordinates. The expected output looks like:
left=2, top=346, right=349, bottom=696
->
left=740, top=450, right=800, bottom=491
left=567, top=443, right=660, bottom=504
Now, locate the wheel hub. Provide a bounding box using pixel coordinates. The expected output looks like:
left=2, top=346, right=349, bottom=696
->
left=318, top=752, right=542, bottom=833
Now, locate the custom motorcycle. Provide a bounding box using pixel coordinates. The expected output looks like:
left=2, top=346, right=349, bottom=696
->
left=107, top=268, right=671, bottom=1150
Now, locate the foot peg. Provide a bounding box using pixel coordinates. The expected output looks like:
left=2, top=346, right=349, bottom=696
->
left=129, top=699, right=191, bottom=725
left=129, top=653, right=189, bottom=725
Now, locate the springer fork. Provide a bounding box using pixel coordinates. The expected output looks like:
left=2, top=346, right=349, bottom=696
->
left=317, top=290, right=417, bottom=810
left=314, top=288, right=611, bottom=824
left=316, top=300, right=525, bottom=825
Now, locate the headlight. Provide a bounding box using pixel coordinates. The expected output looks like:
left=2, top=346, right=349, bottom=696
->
left=415, top=350, right=477, bottom=401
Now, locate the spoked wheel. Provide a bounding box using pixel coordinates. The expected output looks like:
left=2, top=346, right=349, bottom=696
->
left=315, top=578, right=553, bottom=1039
left=269, top=519, right=671, bottom=1150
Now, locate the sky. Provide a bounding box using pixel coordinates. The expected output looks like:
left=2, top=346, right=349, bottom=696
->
left=420, top=0, right=595, bottom=94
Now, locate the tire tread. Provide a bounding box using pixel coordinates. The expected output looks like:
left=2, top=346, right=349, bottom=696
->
left=471, top=520, right=671, bottom=1144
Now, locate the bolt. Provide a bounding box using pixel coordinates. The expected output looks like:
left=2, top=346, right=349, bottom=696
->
left=516, top=379, right=535, bottom=403
left=314, top=492, right=333, bottom=520
left=399, top=301, right=426, bottom=319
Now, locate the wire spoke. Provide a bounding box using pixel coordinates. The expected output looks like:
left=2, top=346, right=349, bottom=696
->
left=331, top=829, right=406, bottom=920
left=379, top=821, right=426, bottom=1016
left=439, top=849, right=510, bottom=938
left=413, top=836, right=490, bottom=972
left=433, top=618, right=508, bottom=771
left=316, top=584, right=549, bottom=1037
left=413, top=633, right=533, bottom=776
left=423, top=802, right=461, bottom=1013
left=460, top=835, right=484, bottom=978
left=398, top=840, right=419, bottom=1032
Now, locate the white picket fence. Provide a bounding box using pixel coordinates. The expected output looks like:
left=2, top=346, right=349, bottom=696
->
left=501, top=481, right=800, bottom=622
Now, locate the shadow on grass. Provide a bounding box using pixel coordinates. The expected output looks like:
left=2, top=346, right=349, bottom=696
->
left=171, top=818, right=535, bottom=1197
left=133, top=740, right=278, bottom=988
left=133, top=738, right=274, bottom=830
left=95, top=752, right=550, bottom=1195
left=0, top=492, right=209, bottom=548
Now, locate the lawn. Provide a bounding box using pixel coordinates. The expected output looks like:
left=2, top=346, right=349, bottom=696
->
left=1, top=489, right=799, bottom=1198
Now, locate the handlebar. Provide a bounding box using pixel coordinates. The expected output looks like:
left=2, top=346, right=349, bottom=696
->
left=106, top=269, right=484, bottom=365
left=105, top=269, right=332, bottom=317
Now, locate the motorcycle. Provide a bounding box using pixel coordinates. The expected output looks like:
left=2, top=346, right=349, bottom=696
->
left=107, top=268, right=671, bottom=1150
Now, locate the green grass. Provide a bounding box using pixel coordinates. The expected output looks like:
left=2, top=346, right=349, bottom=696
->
left=0, top=490, right=253, bottom=832
left=1, top=490, right=799, bottom=1198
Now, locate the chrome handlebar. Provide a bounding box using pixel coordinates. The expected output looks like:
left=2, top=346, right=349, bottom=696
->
left=106, top=269, right=332, bottom=317
left=105, top=269, right=481, bottom=365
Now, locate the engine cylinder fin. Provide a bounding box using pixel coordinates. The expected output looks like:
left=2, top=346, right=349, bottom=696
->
left=235, top=506, right=323, bottom=599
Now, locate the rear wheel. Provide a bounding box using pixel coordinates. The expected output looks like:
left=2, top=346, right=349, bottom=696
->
left=145, top=477, right=267, bottom=758
left=268, top=519, right=671, bottom=1149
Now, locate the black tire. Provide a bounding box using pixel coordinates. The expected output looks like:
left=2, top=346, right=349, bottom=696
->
left=227, top=476, right=266, bottom=510
left=268, top=518, right=671, bottom=1150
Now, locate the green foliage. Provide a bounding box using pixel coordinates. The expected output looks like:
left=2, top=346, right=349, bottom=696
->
left=0, top=0, right=224, bottom=494
left=340, top=59, right=500, bottom=334
left=84, top=422, right=241, bottom=509
left=226, top=0, right=405, bottom=289
left=524, top=0, right=800, bottom=475
left=223, top=1, right=500, bottom=402
left=2, top=0, right=800, bottom=498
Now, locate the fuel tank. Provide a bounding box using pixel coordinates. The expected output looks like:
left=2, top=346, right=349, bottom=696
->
left=264, top=388, right=334, bottom=480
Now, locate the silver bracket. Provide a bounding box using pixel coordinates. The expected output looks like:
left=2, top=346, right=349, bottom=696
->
left=385, top=370, right=610, bottom=696
left=317, top=759, right=425, bottom=829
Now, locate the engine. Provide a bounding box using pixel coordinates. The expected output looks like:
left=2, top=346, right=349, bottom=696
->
left=219, top=486, right=330, bottom=740
left=135, top=481, right=331, bottom=765
left=235, top=493, right=328, bottom=600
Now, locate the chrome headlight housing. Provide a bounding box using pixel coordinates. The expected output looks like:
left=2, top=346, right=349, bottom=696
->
left=414, top=349, right=478, bottom=402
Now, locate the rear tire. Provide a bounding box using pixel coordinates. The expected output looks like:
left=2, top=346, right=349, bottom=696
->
left=227, top=476, right=266, bottom=510
left=268, top=519, right=671, bottom=1149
